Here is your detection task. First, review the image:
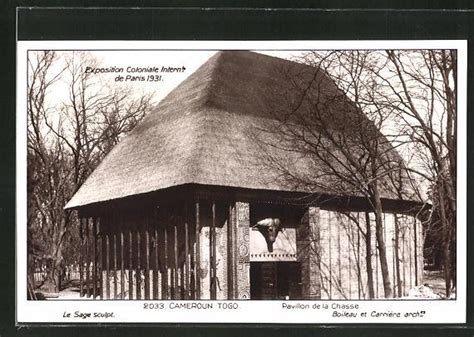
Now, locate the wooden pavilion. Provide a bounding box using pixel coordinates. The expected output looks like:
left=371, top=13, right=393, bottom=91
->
left=65, top=51, right=424, bottom=300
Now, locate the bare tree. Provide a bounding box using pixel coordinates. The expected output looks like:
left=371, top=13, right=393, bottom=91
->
left=377, top=50, right=457, bottom=297
left=257, top=49, right=456, bottom=298
left=27, top=51, right=69, bottom=292
left=255, top=50, right=422, bottom=298
left=27, top=51, right=154, bottom=292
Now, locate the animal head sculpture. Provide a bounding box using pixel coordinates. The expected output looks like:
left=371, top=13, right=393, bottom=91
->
left=252, top=218, right=282, bottom=252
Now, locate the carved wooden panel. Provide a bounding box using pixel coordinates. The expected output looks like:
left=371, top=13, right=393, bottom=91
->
left=235, top=202, right=250, bottom=299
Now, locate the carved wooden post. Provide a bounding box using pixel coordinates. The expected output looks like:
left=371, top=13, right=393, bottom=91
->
left=297, top=206, right=321, bottom=299
left=234, top=202, right=250, bottom=299
left=227, top=203, right=234, bottom=299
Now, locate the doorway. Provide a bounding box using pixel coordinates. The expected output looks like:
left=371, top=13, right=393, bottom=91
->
left=250, top=262, right=302, bottom=300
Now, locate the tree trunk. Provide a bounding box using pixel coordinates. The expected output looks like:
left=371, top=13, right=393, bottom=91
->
left=365, top=212, right=375, bottom=299
left=371, top=184, right=393, bottom=298
left=438, top=181, right=452, bottom=298
left=42, top=260, right=59, bottom=293
left=443, top=236, right=452, bottom=298
left=450, top=232, right=456, bottom=294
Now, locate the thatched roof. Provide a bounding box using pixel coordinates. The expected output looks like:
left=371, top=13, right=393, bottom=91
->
left=66, top=51, right=417, bottom=209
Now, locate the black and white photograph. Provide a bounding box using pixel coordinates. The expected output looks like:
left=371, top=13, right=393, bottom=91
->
left=17, top=41, right=466, bottom=323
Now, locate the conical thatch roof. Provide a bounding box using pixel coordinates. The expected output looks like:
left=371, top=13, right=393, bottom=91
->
left=66, top=51, right=417, bottom=209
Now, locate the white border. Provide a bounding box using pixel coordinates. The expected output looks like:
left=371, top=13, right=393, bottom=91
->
left=16, top=40, right=467, bottom=324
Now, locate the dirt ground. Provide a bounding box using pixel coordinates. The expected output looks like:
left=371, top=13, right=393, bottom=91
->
left=43, top=270, right=450, bottom=300
left=37, top=279, right=92, bottom=300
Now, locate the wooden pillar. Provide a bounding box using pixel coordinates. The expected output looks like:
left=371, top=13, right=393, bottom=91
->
left=145, top=214, right=151, bottom=300
left=92, top=218, right=98, bottom=298
left=98, top=218, right=103, bottom=299
left=128, top=227, right=133, bottom=300
left=328, top=212, right=333, bottom=298
left=162, top=226, right=168, bottom=299
left=234, top=202, right=250, bottom=299
left=85, top=218, right=90, bottom=298
left=174, top=224, right=178, bottom=299
left=297, top=206, right=321, bottom=299
left=195, top=201, right=201, bottom=299
left=113, top=230, right=118, bottom=299
left=184, top=202, right=189, bottom=299
left=394, top=214, right=402, bottom=298
left=179, top=227, right=185, bottom=300
left=153, top=208, right=159, bottom=299
left=145, top=213, right=150, bottom=300
left=79, top=218, right=84, bottom=297
left=106, top=227, right=110, bottom=299
left=210, top=202, right=217, bottom=300
left=169, top=229, right=174, bottom=298
left=120, top=216, right=125, bottom=300
left=227, top=203, right=234, bottom=299
left=136, top=223, right=141, bottom=300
